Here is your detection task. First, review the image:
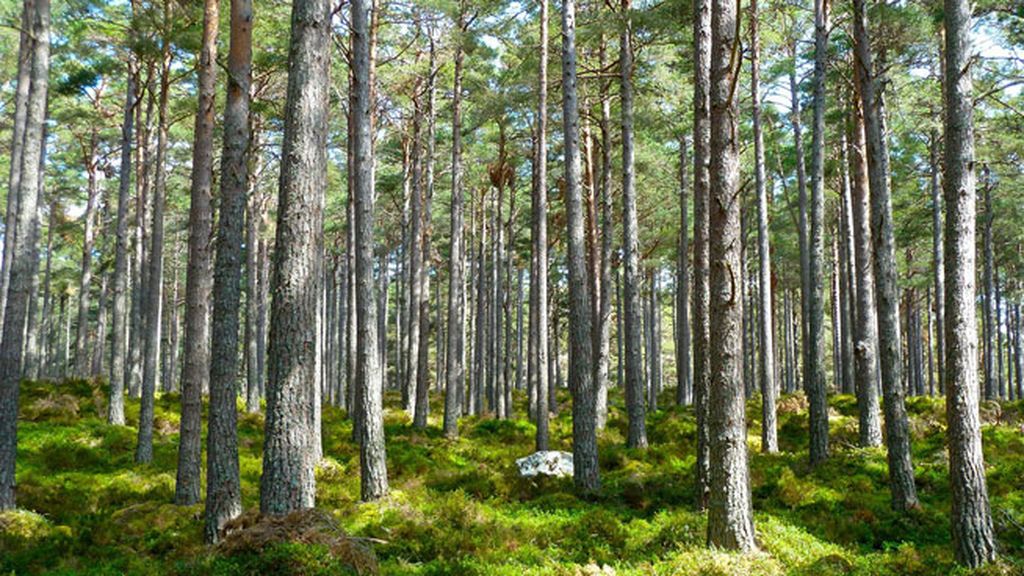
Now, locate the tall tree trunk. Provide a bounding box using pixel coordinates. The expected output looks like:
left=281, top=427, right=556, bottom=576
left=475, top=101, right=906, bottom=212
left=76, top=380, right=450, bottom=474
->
left=29, top=202, right=54, bottom=381
left=849, top=103, right=882, bottom=447
left=621, top=0, right=647, bottom=450
left=260, top=0, right=331, bottom=513
left=562, top=0, right=598, bottom=492
left=676, top=137, right=691, bottom=406
left=175, top=0, right=218, bottom=503
left=981, top=168, right=995, bottom=400
left=414, top=37, right=437, bottom=429
left=706, top=0, right=755, bottom=547
left=351, top=0, right=388, bottom=502
left=929, top=131, right=944, bottom=395
left=0, top=0, right=49, bottom=510
left=852, top=0, right=917, bottom=509
left=839, top=133, right=856, bottom=397
left=692, top=0, right=711, bottom=510
left=205, top=0, right=251, bottom=542
left=444, top=5, right=467, bottom=438
left=806, top=0, right=829, bottom=466
left=245, top=130, right=263, bottom=413
left=942, top=0, right=997, bottom=562
left=136, top=34, right=170, bottom=465
left=91, top=272, right=109, bottom=377
left=533, top=0, right=551, bottom=451
left=75, top=136, right=101, bottom=376
left=109, top=52, right=135, bottom=425
left=751, top=0, right=776, bottom=452
left=595, top=34, right=614, bottom=427
left=406, top=66, right=424, bottom=418
left=788, top=40, right=809, bottom=397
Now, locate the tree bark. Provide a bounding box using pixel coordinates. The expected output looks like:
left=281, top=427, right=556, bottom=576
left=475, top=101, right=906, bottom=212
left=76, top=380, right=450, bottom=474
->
left=692, top=0, right=711, bottom=510
left=848, top=110, right=882, bottom=448
left=706, top=0, right=755, bottom=547
left=414, top=36, right=437, bottom=429
left=260, top=0, right=331, bottom=513
left=621, top=0, right=647, bottom=451
left=852, top=0, right=918, bottom=509
left=75, top=134, right=101, bottom=376
left=533, top=0, right=551, bottom=451
left=351, top=0, right=388, bottom=502
left=676, top=137, right=691, bottom=406
left=751, top=0, right=776, bottom=452
left=929, top=132, right=944, bottom=396
left=942, top=0, right=997, bottom=562
left=0, top=0, right=49, bottom=510
left=205, top=0, right=251, bottom=542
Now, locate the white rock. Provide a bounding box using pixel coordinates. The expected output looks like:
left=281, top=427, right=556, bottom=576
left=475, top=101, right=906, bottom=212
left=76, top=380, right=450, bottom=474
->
left=515, top=450, right=574, bottom=478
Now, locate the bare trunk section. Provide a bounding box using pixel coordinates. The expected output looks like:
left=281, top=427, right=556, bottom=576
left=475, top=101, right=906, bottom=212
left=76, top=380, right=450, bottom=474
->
left=942, top=0, right=997, bottom=564
left=205, top=0, right=251, bottom=542
left=676, top=137, right=691, bottom=407
left=706, top=0, right=755, bottom=547
left=260, top=0, right=331, bottom=513
left=852, top=0, right=917, bottom=509
left=533, top=0, right=551, bottom=452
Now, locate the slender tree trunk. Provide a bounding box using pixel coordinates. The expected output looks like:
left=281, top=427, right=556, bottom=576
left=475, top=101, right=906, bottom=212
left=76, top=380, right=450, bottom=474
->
left=443, top=6, right=466, bottom=438
left=852, top=0, right=917, bottom=509
left=676, top=137, right=691, bottom=406
left=245, top=131, right=263, bottom=413
left=29, top=203, right=54, bottom=381
left=351, top=0, right=388, bottom=502
left=839, top=133, right=856, bottom=397
left=91, top=272, right=109, bottom=377
left=929, top=132, right=944, bottom=395
left=75, top=136, right=101, bottom=376
left=849, top=104, right=882, bottom=447
left=205, top=0, right=251, bottom=541
left=406, top=67, right=424, bottom=418
left=136, top=35, right=170, bottom=465
left=414, top=37, right=437, bottom=429
left=562, top=0, right=597, bottom=493
left=981, top=168, right=995, bottom=400
left=942, top=0, right=997, bottom=562
left=621, top=0, right=647, bottom=450
left=173, top=0, right=217, bottom=502
left=533, top=0, right=551, bottom=451
left=260, top=0, right=331, bottom=513
left=751, top=1, right=776, bottom=452
left=595, top=35, right=614, bottom=427
left=706, top=0, right=755, bottom=546
left=692, top=0, right=711, bottom=510
left=109, top=54, right=135, bottom=425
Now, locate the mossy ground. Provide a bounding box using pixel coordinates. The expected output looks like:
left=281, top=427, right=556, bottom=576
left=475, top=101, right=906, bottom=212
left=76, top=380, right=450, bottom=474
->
left=2, top=378, right=1023, bottom=575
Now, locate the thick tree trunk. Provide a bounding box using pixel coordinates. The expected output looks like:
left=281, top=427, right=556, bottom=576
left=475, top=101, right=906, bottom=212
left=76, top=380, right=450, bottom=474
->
left=260, top=0, right=331, bottom=513
left=706, top=0, right=755, bottom=547
left=942, top=0, right=997, bottom=562
left=205, top=0, right=251, bottom=542
left=621, top=0, right=647, bottom=451
left=751, top=0, right=776, bottom=452
left=852, top=0, right=917, bottom=509
left=351, top=0, right=388, bottom=502
left=692, top=0, right=711, bottom=510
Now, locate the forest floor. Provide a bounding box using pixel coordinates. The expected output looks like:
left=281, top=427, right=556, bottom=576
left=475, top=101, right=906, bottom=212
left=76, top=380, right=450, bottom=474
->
left=2, top=378, right=1023, bottom=575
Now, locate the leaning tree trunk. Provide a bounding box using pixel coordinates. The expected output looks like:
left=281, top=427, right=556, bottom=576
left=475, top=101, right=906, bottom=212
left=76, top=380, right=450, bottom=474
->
left=260, top=0, right=331, bottom=514
left=0, top=0, right=49, bottom=511
left=849, top=106, right=882, bottom=448
left=942, top=0, right=997, bottom=564
left=136, top=36, right=170, bottom=465
left=443, top=7, right=466, bottom=439
left=532, top=0, right=551, bottom=452
left=174, top=0, right=217, bottom=504
left=852, top=0, right=918, bottom=510
left=205, top=0, right=251, bottom=542
left=621, top=0, right=647, bottom=451
left=351, top=0, right=388, bottom=502
left=692, top=0, right=711, bottom=510
left=562, top=0, right=598, bottom=492
left=706, top=0, right=755, bottom=548
left=751, top=0, right=776, bottom=453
